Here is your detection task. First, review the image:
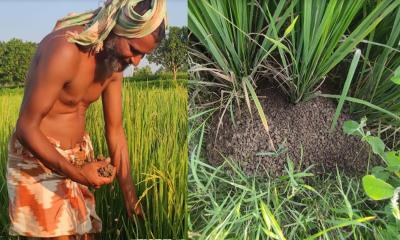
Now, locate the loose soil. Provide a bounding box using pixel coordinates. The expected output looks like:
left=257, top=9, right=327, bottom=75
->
left=71, top=154, right=114, bottom=177
left=96, top=155, right=115, bottom=177
left=206, top=87, right=377, bottom=176
left=98, top=164, right=115, bottom=177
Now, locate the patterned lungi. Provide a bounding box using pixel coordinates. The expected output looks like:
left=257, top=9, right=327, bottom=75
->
left=6, top=132, right=102, bottom=237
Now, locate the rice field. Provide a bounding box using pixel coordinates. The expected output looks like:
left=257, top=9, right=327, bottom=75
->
left=0, top=80, right=188, bottom=239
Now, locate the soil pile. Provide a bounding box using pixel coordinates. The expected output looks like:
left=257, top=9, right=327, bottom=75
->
left=98, top=164, right=115, bottom=177
left=96, top=155, right=115, bottom=177
left=71, top=153, right=114, bottom=177
left=206, top=87, right=376, bottom=176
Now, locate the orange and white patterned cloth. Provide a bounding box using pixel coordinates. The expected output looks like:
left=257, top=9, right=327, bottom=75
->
left=6, top=132, right=102, bottom=238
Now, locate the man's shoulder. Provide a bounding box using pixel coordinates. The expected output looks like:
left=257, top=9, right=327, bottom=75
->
left=38, top=27, right=83, bottom=63
left=30, top=27, right=85, bottom=80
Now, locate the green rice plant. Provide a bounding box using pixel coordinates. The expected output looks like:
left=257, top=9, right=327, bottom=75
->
left=0, top=81, right=187, bottom=239
left=0, top=91, right=21, bottom=238
left=350, top=4, right=400, bottom=139
left=331, top=49, right=362, bottom=131
left=126, top=71, right=189, bottom=82
left=272, top=0, right=400, bottom=103
left=318, top=48, right=399, bottom=130
left=188, top=117, right=380, bottom=239
left=188, top=0, right=298, bottom=150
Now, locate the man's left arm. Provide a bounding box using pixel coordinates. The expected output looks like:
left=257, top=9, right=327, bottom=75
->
left=102, top=74, right=142, bottom=217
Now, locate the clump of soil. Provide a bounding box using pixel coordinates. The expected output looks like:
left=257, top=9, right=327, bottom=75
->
left=97, top=164, right=115, bottom=177
left=206, top=87, right=376, bottom=176
left=96, top=155, right=115, bottom=177
left=70, top=153, right=114, bottom=177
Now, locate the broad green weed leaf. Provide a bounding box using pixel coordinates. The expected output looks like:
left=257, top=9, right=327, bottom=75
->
left=371, top=166, right=390, bottom=181
left=385, top=151, right=400, bottom=167
left=343, top=120, right=360, bottom=135
left=385, top=151, right=400, bottom=173
left=362, top=175, right=394, bottom=200
left=365, top=136, right=385, bottom=156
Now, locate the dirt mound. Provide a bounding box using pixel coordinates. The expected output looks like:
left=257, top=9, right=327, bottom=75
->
left=206, top=87, right=376, bottom=176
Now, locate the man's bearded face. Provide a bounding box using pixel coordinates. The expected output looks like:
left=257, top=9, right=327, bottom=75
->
left=103, top=37, right=130, bottom=72
left=102, top=33, right=159, bottom=73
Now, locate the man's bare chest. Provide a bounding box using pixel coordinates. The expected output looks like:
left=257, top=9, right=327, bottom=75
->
left=59, top=71, right=111, bottom=107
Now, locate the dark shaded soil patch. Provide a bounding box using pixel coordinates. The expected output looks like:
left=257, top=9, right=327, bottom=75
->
left=96, top=155, right=115, bottom=177
left=98, top=164, right=115, bottom=177
left=206, top=87, right=377, bottom=176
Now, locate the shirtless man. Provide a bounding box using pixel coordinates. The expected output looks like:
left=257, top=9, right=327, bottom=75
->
left=6, top=0, right=166, bottom=239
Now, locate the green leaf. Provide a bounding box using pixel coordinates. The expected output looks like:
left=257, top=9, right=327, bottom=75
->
left=243, top=77, right=269, bottom=132
left=391, top=76, right=400, bottom=85
left=305, top=216, right=376, bottom=240
left=391, top=65, right=400, bottom=85
left=262, top=228, right=280, bottom=239
left=385, top=151, right=400, bottom=172
left=318, top=93, right=400, bottom=122
left=365, top=136, right=385, bottom=156
left=362, top=175, right=395, bottom=200
left=371, top=166, right=390, bottom=181
left=265, top=36, right=290, bottom=53
left=385, top=151, right=400, bottom=165
left=259, top=200, right=286, bottom=240
left=283, top=15, right=298, bottom=37
left=331, top=49, right=361, bottom=131
left=343, top=120, right=360, bottom=135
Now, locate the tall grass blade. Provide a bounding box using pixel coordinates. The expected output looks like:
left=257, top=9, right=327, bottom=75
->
left=305, top=216, right=376, bottom=240
left=259, top=200, right=286, bottom=240
left=319, top=93, right=400, bottom=122
left=330, top=49, right=361, bottom=131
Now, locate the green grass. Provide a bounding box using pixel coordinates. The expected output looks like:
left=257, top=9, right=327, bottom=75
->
left=0, top=80, right=188, bottom=239
left=188, top=119, right=393, bottom=240
left=349, top=4, right=400, bottom=145
left=129, top=78, right=187, bottom=89
left=189, top=0, right=298, bottom=150
left=126, top=71, right=189, bottom=82
left=275, top=0, right=400, bottom=103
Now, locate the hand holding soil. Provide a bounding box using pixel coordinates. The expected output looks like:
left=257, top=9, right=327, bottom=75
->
left=96, top=155, right=115, bottom=177
left=80, top=158, right=116, bottom=188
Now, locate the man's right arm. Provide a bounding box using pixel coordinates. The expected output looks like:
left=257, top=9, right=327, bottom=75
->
left=15, top=41, right=90, bottom=185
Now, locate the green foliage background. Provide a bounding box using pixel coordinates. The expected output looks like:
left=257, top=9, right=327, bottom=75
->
left=147, top=26, right=188, bottom=80
left=0, top=38, right=37, bottom=86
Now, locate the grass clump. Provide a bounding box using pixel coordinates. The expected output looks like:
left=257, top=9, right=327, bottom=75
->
left=189, top=0, right=298, bottom=149
left=348, top=5, right=400, bottom=146
left=271, top=0, right=400, bottom=103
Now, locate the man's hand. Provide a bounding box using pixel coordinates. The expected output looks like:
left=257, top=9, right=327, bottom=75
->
left=122, top=186, right=144, bottom=218
left=80, top=158, right=116, bottom=188
left=102, top=75, right=143, bottom=218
